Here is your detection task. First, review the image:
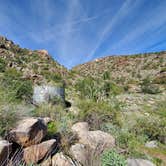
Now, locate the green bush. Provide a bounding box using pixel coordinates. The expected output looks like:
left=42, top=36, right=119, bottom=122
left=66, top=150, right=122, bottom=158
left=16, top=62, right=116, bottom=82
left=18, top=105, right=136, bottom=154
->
left=76, top=100, right=122, bottom=130
left=75, top=77, right=99, bottom=101
left=141, top=77, right=161, bottom=94
left=47, top=121, right=58, bottom=136
left=102, top=82, right=124, bottom=96
left=131, top=117, right=166, bottom=143
left=2, top=69, right=33, bottom=102
left=0, top=58, right=6, bottom=72
left=0, top=105, right=18, bottom=136
left=141, top=84, right=161, bottom=94
left=103, top=71, right=110, bottom=80
left=101, top=150, right=127, bottom=166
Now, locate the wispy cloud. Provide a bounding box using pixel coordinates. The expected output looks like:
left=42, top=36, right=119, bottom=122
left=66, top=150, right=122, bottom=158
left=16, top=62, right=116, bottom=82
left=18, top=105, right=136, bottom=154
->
left=0, top=0, right=166, bottom=68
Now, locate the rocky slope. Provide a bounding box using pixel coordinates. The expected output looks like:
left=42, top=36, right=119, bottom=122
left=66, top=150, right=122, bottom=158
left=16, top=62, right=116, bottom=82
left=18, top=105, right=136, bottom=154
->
left=72, top=52, right=166, bottom=86
left=0, top=35, right=165, bottom=166
left=0, top=36, right=68, bottom=84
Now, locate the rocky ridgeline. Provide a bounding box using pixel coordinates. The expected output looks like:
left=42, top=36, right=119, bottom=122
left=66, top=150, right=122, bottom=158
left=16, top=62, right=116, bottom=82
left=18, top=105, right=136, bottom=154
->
left=0, top=118, right=155, bottom=166
left=0, top=36, right=68, bottom=84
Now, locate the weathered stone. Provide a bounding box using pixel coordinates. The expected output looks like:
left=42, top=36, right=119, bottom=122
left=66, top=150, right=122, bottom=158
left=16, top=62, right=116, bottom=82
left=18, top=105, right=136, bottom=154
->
left=70, top=143, right=88, bottom=165
left=23, top=139, right=57, bottom=164
left=127, top=159, right=156, bottom=166
left=7, top=118, right=47, bottom=147
left=0, top=140, right=12, bottom=165
left=145, top=141, right=158, bottom=148
left=43, top=117, right=52, bottom=125
left=40, top=156, right=52, bottom=166
left=52, top=152, right=75, bottom=166
left=71, top=122, right=115, bottom=151
left=71, top=122, right=89, bottom=134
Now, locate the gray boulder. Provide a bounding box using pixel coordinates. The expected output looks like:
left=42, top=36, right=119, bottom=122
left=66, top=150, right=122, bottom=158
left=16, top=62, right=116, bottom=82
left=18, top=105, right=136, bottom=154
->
left=127, top=159, right=156, bottom=166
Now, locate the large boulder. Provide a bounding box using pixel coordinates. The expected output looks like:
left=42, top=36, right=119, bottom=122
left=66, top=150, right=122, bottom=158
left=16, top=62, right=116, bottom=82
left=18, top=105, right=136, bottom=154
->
left=0, top=140, right=12, bottom=165
left=23, top=139, right=57, bottom=164
left=40, top=156, right=52, bottom=166
left=71, top=122, right=115, bottom=151
left=52, top=152, right=76, bottom=166
left=7, top=118, right=47, bottom=147
left=127, top=159, right=156, bottom=166
left=70, top=143, right=88, bottom=166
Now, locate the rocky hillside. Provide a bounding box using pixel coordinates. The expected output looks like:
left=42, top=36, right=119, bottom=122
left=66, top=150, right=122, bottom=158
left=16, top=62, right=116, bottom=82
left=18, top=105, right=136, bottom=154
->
left=0, top=36, right=165, bottom=166
left=0, top=36, right=68, bottom=84
left=72, top=52, right=166, bottom=86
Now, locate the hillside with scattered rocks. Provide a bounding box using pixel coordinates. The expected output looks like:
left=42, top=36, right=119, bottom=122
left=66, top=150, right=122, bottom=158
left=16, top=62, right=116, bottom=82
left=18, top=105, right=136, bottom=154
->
left=0, top=36, right=165, bottom=166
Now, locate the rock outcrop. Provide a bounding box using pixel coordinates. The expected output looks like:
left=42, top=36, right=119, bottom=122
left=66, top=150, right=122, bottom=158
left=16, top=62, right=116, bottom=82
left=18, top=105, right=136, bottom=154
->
left=71, top=122, right=115, bottom=151
left=52, top=152, right=75, bottom=166
left=23, top=139, right=57, bottom=164
left=0, top=140, right=12, bottom=165
left=7, top=118, right=47, bottom=147
left=127, top=159, right=156, bottom=166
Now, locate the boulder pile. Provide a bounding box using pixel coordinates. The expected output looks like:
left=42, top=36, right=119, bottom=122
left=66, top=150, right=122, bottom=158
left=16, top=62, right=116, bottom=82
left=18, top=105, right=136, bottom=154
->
left=0, top=119, right=156, bottom=166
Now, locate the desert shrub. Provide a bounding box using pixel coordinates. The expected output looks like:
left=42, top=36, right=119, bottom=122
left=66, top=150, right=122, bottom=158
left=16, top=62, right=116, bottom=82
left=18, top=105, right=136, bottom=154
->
left=15, top=80, right=33, bottom=101
left=0, top=105, right=18, bottom=136
left=155, top=101, right=166, bottom=117
left=101, top=150, right=127, bottom=166
left=103, top=71, right=110, bottom=80
left=141, top=84, right=161, bottom=94
left=0, top=58, right=6, bottom=72
left=47, top=121, right=58, bottom=136
left=131, top=117, right=166, bottom=143
left=41, top=70, right=62, bottom=82
left=102, top=82, right=124, bottom=96
left=75, top=77, right=100, bottom=101
left=33, top=103, right=64, bottom=120
left=76, top=100, right=122, bottom=130
left=153, top=76, right=166, bottom=84
left=141, top=77, right=160, bottom=94
left=2, top=69, right=33, bottom=102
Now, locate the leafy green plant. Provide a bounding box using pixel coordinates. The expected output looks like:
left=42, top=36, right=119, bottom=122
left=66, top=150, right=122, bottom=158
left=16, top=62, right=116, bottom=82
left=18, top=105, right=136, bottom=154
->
left=131, top=117, right=166, bottom=143
left=76, top=100, right=122, bottom=130
left=101, top=150, right=127, bottom=166
left=0, top=58, right=6, bottom=72
left=0, top=105, right=18, bottom=136
left=47, top=121, right=58, bottom=136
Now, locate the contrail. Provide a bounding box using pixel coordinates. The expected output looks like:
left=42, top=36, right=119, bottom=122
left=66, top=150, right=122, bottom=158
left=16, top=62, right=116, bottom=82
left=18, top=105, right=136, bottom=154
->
left=87, top=0, right=141, bottom=61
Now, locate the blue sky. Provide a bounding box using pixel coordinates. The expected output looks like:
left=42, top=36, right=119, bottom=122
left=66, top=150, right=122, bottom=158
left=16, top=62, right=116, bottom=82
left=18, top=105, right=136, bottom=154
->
left=0, top=0, right=166, bottom=68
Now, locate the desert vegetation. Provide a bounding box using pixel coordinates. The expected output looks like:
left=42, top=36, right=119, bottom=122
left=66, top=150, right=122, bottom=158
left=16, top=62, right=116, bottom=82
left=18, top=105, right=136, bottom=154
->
left=0, top=36, right=165, bottom=166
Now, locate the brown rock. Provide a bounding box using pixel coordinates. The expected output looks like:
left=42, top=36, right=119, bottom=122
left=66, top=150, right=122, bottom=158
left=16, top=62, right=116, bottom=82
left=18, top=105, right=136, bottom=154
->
left=23, top=139, right=57, bottom=164
left=70, top=143, right=88, bottom=165
left=52, top=152, right=76, bottom=166
left=71, top=122, right=115, bottom=151
left=0, top=140, right=12, bottom=165
left=7, top=118, right=47, bottom=147
left=40, top=156, right=52, bottom=166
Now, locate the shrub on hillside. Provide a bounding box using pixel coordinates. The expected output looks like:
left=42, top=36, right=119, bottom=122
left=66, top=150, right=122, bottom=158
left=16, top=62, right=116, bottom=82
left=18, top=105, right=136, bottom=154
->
left=2, top=68, right=33, bottom=102
left=131, top=117, right=166, bottom=143
left=76, top=100, right=122, bottom=130
left=141, top=77, right=161, bottom=94
left=0, top=58, right=6, bottom=72
left=0, top=105, right=18, bottom=136
left=101, top=150, right=127, bottom=166
left=75, top=77, right=100, bottom=101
